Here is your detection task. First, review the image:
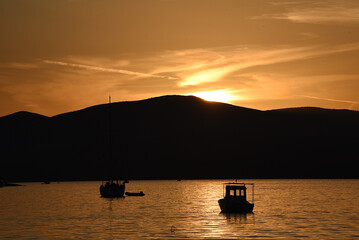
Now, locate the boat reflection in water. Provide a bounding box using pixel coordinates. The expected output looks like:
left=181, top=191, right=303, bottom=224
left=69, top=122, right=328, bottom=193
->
left=100, top=179, right=126, bottom=198
left=218, top=182, right=254, bottom=213
left=222, top=212, right=255, bottom=224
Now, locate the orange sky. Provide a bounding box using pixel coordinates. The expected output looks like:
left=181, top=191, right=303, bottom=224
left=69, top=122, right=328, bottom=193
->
left=1, top=0, right=359, bottom=116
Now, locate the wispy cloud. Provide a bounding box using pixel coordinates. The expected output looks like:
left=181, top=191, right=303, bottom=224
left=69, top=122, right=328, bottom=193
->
left=232, top=72, right=359, bottom=109
left=151, top=43, right=359, bottom=87
left=255, top=3, right=359, bottom=24
left=7, top=62, right=40, bottom=69
left=42, top=59, right=177, bottom=80
left=153, top=47, right=308, bottom=87
left=299, top=95, right=359, bottom=105
left=178, top=65, right=238, bottom=87
left=279, top=7, right=359, bottom=23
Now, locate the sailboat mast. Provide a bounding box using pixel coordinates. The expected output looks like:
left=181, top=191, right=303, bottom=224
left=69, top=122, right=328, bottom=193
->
left=108, top=95, right=114, bottom=180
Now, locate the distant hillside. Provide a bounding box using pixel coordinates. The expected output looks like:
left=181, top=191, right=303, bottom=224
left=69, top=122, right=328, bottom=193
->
left=1, top=95, right=358, bottom=181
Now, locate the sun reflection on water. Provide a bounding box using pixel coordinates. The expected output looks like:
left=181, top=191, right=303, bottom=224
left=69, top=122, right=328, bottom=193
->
left=0, top=180, right=358, bottom=239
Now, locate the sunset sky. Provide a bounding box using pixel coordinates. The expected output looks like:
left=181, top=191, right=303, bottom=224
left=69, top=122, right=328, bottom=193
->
left=1, top=0, right=359, bottom=116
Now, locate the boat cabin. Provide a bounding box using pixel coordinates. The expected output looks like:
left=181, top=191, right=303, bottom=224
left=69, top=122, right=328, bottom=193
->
left=223, top=183, right=254, bottom=203
left=225, top=185, right=247, bottom=201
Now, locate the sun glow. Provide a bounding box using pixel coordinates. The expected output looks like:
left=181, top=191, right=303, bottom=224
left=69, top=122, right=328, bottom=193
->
left=178, top=66, right=237, bottom=87
left=191, top=90, right=237, bottom=103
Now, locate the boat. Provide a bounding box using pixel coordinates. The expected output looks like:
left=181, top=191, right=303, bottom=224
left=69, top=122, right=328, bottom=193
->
left=99, top=96, right=126, bottom=198
left=100, top=180, right=126, bottom=198
left=0, top=177, right=22, bottom=187
left=125, top=191, right=145, bottom=196
left=218, top=182, right=254, bottom=213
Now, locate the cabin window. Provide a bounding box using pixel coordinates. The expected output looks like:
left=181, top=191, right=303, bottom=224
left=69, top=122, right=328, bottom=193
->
left=236, top=189, right=240, bottom=196
left=230, top=190, right=235, bottom=196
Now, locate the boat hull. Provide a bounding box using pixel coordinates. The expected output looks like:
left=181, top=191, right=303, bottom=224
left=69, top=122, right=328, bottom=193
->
left=100, top=184, right=125, bottom=198
left=218, top=198, right=254, bottom=213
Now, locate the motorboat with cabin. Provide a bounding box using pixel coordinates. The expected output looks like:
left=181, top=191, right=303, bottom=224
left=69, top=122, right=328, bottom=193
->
left=218, top=182, right=254, bottom=213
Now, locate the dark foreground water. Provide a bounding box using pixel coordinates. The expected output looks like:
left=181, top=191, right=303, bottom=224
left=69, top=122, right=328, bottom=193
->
left=1, top=180, right=358, bottom=239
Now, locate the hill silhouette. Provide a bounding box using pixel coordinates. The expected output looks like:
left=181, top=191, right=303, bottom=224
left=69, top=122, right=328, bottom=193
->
left=1, top=95, right=358, bottom=181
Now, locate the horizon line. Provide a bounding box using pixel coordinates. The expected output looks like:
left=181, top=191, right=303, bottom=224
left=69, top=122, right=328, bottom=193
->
left=1, top=94, right=358, bottom=118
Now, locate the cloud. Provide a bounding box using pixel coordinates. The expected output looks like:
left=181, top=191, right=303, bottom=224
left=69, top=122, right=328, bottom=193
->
left=298, top=94, right=359, bottom=110
left=299, top=94, right=359, bottom=104
left=150, top=43, right=359, bottom=87
left=279, top=7, right=359, bottom=23
left=178, top=65, right=238, bottom=87
left=255, top=3, right=359, bottom=24
left=153, top=47, right=308, bottom=87
left=7, top=62, right=40, bottom=69
left=232, top=72, right=359, bottom=110
left=42, top=59, right=177, bottom=80
left=5, top=43, right=359, bottom=116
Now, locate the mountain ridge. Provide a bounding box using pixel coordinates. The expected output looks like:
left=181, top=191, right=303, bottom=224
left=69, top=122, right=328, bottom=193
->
left=3, top=95, right=358, bottom=119
left=1, top=95, right=358, bottom=181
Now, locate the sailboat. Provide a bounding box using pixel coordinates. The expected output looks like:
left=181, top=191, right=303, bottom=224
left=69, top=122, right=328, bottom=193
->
left=99, top=96, right=126, bottom=198
left=100, top=179, right=125, bottom=198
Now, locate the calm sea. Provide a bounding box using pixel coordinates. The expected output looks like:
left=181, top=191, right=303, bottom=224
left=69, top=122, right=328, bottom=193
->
left=1, top=180, right=358, bottom=239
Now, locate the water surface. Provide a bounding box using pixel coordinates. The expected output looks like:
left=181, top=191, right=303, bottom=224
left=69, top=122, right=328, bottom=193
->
left=1, top=180, right=358, bottom=239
